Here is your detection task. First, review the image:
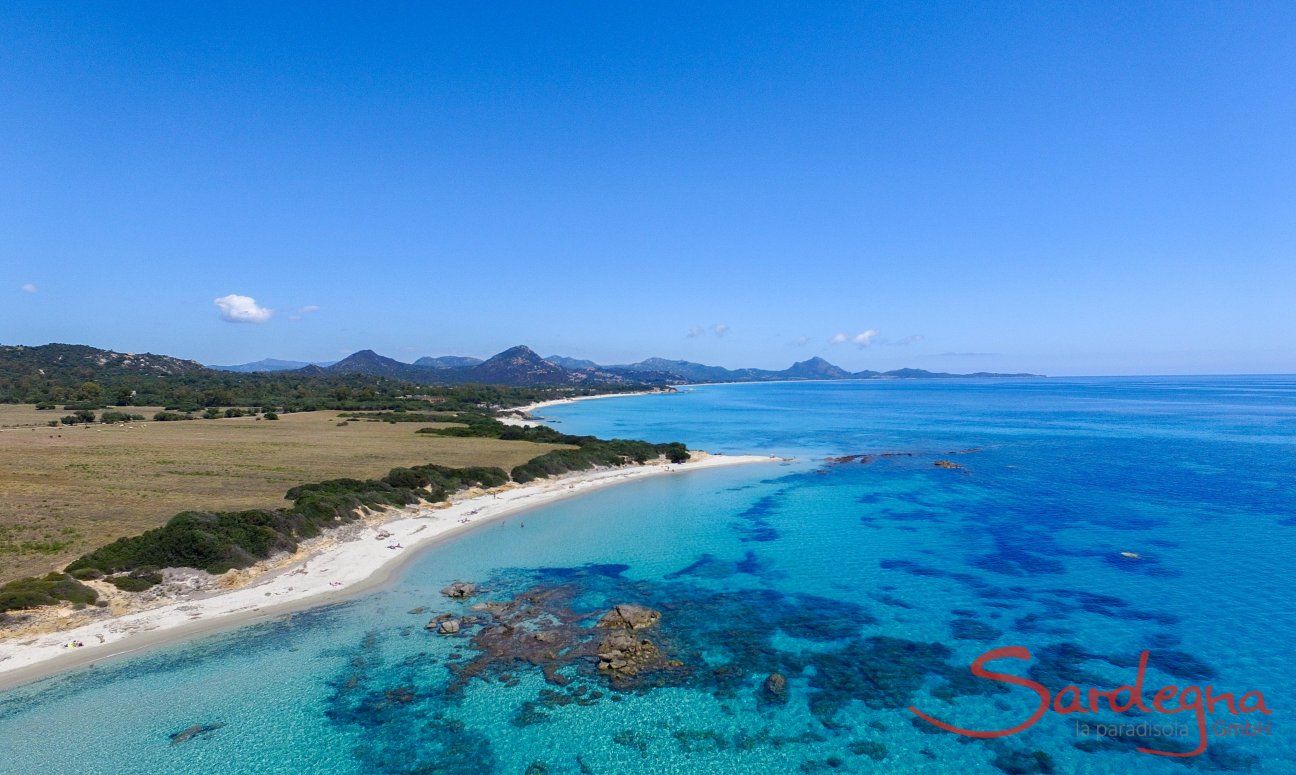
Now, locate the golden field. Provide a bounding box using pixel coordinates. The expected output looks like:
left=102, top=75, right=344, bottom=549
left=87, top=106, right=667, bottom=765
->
left=0, top=407, right=566, bottom=583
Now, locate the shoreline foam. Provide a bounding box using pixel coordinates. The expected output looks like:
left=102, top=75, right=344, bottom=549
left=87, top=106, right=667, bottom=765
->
left=0, top=452, right=778, bottom=690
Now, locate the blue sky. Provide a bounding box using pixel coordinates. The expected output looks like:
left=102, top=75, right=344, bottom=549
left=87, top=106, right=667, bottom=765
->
left=3, top=3, right=1293, bottom=375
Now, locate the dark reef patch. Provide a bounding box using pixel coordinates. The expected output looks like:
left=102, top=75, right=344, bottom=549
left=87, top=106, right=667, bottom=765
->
left=731, top=494, right=783, bottom=542
left=317, top=563, right=1032, bottom=770
left=950, top=617, right=1003, bottom=642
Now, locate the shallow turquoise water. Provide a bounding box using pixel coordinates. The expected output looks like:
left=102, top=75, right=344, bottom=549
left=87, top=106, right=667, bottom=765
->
left=1, top=377, right=1293, bottom=773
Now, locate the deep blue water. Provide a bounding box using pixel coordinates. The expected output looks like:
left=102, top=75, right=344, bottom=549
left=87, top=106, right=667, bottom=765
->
left=1, top=377, right=1293, bottom=773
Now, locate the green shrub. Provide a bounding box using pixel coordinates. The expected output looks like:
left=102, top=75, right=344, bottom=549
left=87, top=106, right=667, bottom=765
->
left=0, top=572, right=98, bottom=612
left=60, top=409, right=97, bottom=425
left=263, top=411, right=279, bottom=420
left=101, top=411, right=145, bottom=423
left=153, top=411, right=192, bottom=421
left=105, top=570, right=163, bottom=592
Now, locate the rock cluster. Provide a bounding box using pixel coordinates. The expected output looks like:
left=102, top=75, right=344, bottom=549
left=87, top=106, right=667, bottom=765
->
left=440, top=581, right=478, bottom=599
left=596, top=630, right=664, bottom=676
left=593, top=603, right=670, bottom=680
left=596, top=603, right=660, bottom=630
left=425, top=612, right=477, bottom=634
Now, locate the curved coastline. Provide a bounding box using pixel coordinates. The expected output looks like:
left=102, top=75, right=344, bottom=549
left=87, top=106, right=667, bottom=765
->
left=0, top=451, right=778, bottom=691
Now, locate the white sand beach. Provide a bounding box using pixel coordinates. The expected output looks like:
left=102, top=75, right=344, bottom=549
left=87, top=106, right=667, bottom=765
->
left=498, top=388, right=678, bottom=426
left=0, top=451, right=777, bottom=689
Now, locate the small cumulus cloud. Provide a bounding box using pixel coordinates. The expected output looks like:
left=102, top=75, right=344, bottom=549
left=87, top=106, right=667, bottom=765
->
left=21, top=283, right=37, bottom=293
left=214, top=294, right=273, bottom=324
left=853, top=330, right=879, bottom=347
left=289, top=304, right=320, bottom=321
left=686, top=323, right=730, bottom=339
left=832, top=330, right=879, bottom=348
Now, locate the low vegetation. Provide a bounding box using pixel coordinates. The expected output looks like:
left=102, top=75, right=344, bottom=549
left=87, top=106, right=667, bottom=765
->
left=63, top=464, right=508, bottom=582
left=0, top=405, right=690, bottom=613
left=412, top=413, right=690, bottom=481
left=0, top=407, right=562, bottom=583
left=0, top=572, right=99, bottom=611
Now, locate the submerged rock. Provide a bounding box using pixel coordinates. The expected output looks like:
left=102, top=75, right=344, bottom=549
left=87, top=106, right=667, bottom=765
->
left=762, top=672, right=788, bottom=703
left=169, top=722, right=225, bottom=745
left=438, top=619, right=461, bottom=635
left=933, top=460, right=965, bottom=471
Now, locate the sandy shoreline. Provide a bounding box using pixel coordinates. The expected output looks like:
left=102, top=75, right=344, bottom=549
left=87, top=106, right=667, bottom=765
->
left=499, top=388, right=677, bottom=426
left=0, top=451, right=777, bottom=690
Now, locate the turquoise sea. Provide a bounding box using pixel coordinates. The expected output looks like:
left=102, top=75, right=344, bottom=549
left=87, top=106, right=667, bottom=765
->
left=1, top=377, right=1292, bottom=773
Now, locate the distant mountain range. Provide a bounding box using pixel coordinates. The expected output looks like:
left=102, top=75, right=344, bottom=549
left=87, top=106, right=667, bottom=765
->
left=208, top=358, right=337, bottom=372
left=5, top=342, right=1041, bottom=393
left=212, top=346, right=1041, bottom=385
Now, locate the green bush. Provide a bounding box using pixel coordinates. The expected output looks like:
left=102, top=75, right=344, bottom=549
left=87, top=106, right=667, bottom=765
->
left=101, top=411, right=145, bottom=423
left=60, top=409, right=97, bottom=425
left=153, top=411, right=192, bottom=421
left=0, top=573, right=98, bottom=612
left=105, top=570, right=163, bottom=592
left=263, top=411, right=279, bottom=420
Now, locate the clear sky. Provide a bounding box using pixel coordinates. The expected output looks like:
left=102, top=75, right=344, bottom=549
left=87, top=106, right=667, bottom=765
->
left=3, top=3, right=1293, bottom=375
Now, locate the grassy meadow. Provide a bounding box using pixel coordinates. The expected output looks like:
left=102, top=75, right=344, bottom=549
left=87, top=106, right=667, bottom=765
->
left=0, top=406, right=567, bottom=583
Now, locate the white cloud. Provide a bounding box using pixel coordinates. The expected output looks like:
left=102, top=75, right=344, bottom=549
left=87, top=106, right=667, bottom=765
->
left=711, top=323, right=730, bottom=337
left=289, top=304, right=320, bottom=321
left=21, top=283, right=37, bottom=293
left=791, top=336, right=811, bottom=347
left=853, top=329, right=879, bottom=347
left=686, top=325, right=705, bottom=338
left=214, top=294, right=273, bottom=324
left=832, top=330, right=879, bottom=348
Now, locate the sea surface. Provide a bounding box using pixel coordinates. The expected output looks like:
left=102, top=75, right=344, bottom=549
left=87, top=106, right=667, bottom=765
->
left=1, top=377, right=1293, bottom=774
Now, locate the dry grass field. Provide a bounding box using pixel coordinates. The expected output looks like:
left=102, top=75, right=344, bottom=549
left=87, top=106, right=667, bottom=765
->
left=0, top=406, right=568, bottom=583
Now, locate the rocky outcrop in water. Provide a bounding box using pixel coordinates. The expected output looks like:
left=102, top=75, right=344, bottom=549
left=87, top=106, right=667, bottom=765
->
left=596, top=604, right=661, bottom=630
left=440, top=581, right=478, bottom=599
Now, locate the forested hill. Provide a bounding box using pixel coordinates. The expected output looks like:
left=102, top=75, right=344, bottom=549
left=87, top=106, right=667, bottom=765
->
left=0, top=343, right=647, bottom=410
